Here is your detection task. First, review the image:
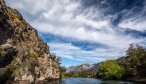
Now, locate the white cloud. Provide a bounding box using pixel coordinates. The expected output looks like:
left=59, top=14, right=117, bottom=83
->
left=48, top=42, right=124, bottom=63
left=119, top=19, right=146, bottom=31
left=6, top=0, right=54, bottom=15
left=118, top=2, right=146, bottom=31
left=34, top=20, right=143, bottom=49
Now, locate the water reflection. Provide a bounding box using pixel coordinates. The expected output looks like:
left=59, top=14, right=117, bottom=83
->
left=48, top=78, right=134, bottom=84
left=14, top=78, right=143, bottom=84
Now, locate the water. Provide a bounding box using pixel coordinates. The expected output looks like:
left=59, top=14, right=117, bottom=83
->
left=46, top=78, right=135, bottom=84
left=14, top=78, right=142, bottom=84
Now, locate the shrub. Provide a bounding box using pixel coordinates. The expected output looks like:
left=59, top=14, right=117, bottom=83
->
left=0, top=50, right=7, bottom=57
left=97, top=60, right=125, bottom=79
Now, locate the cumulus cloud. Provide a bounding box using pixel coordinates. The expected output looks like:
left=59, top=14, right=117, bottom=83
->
left=6, top=0, right=146, bottom=66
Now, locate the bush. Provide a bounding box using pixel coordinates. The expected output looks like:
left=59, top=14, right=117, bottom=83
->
left=0, top=50, right=7, bottom=58
left=97, top=60, right=125, bottom=79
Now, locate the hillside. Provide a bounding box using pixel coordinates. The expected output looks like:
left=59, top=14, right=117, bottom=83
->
left=66, top=63, right=99, bottom=73
left=0, top=0, right=60, bottom=83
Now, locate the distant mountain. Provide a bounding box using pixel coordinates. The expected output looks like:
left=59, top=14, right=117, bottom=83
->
left=66, top=63, right=100, bottom=73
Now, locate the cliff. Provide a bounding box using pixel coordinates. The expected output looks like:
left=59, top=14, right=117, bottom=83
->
left=0, top=0, right=60, bottom=83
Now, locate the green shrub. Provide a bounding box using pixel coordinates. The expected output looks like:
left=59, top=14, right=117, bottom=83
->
left=97, top=60, right=125, bottom=79
left=0, top=50, right=7, bottom=57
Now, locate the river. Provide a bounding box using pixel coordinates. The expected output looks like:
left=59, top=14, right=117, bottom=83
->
left=42, top=78, right=137, bottom=84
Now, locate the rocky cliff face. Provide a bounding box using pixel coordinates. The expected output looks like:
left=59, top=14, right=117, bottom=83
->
left=0, top=0, right=60, bottom=83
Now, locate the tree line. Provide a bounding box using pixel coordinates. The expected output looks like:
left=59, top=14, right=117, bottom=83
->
left=97, top=44, right=146, bottom=80
left=61, top=44, right=146, bottom=81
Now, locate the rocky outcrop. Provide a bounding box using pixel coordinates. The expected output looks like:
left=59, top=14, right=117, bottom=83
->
left=0, top=0, right=60, bottom=83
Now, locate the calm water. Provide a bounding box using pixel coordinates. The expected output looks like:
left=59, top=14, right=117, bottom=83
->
left=44, top=78, right=136, bottom=84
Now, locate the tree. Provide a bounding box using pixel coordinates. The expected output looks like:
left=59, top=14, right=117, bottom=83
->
left=97, top=60, right=125, bottom=79
left=124, top=44, right=146, bottom=77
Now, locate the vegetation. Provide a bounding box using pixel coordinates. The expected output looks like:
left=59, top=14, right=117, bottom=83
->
left=0, top=50, right=7, bottom=58
left=60, top=66, right=66, bottom=78
left=61, top=44, right=146, bottom=80
left=97, top=60, right=125, bottom=79
left=60, top=66, right=96, bottom=78
left=51, top=53, right=61, bottom=64
left=63, top=72, right=96, bottom=78
left=120, top=44, right=146, bottom=77
left=97, top=43, right=146, bottom=81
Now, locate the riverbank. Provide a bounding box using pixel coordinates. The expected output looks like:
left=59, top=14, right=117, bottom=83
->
left=96, top=77, right=146, bottom=83
left=7, top=78, right=60, bottom=84
left=9, top=77, right=146, bottom=84
left=62, top=73, right=146, bottom=83
left=127, top=77, right=146, bottom=83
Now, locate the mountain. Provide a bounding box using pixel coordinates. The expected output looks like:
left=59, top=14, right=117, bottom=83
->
left=66, top=63, right=99, bottom=73
left=0, top=0, right=60, bottom=83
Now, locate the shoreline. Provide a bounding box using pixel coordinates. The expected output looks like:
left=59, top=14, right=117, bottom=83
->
left=62, top=77, right=146, bottom=83
left=127, top=78, right=146, bottom=83
left=12, top=78, right=60, bottom=84
left=9, top=77, right=146, bottom=84
left=98, top=77, right=146, bottom=83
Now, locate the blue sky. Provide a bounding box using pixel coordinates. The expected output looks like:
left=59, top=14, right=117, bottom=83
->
left=6, top=0, right=146, bottom=67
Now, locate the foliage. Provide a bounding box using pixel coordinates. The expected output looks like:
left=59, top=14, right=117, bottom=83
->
left=60, top=66, right=66, bottom=78
left=60, top=66, right=66, bottom=73
left=97, top=44, right=146, bottom=80
left=97, top=60, right=125, bottom=79
left=51, top=53, right=61, bottom=64
left=64, top=72, right=96, bottom=78
left=121, top=44, right=146, bottom=77
left=0, top=50, right=7, bottom=58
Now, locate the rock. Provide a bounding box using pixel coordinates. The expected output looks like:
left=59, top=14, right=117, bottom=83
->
left=0, top=0, right=60, bottom=83
left=38, top=77, right=45, bottom=80
left=21, top=74, right=34, bottom=83
left=0, top=43, right=12, bottom=49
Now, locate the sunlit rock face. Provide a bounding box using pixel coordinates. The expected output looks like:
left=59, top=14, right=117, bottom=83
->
left=0, top=0, right=60, bottom=83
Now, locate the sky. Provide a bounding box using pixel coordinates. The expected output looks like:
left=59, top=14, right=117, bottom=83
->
left=6, top=0, right=146, bottom=67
